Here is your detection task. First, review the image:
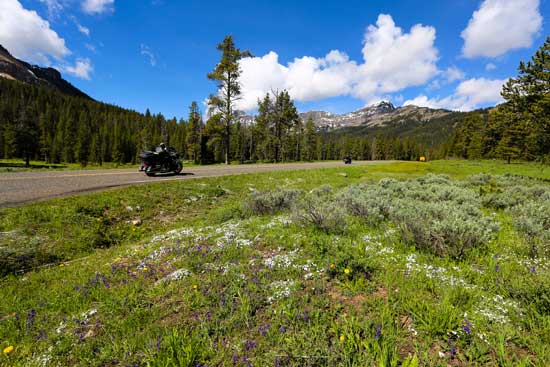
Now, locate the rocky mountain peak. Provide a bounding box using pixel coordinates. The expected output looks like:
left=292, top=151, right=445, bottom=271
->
left=0, top=44, right=91, bottom=100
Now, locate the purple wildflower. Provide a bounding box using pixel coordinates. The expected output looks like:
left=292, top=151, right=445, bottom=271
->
left=259, top=324, right=270, bottom=336
left=232, top=355, right=239, bottom=364
left=461, top=319, right=472, bottom=335
left=244, top=339, right=256, bottom=351
left=373, top=324, right=382, bottom=340
left=279, top=326, right=287, bottom=334
left=274, top=357, right=281, bottom=367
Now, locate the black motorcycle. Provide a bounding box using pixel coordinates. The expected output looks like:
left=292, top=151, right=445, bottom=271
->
left=139, top=147, right=183, bottom=176
left=343, top=156, right=352, bottom=164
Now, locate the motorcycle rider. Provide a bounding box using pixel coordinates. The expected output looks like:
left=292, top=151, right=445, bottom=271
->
left=156, top=142, right=169, bottom=167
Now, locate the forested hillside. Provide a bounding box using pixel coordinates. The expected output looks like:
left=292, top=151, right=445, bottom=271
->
left=0, top=78, right=187, bottom=166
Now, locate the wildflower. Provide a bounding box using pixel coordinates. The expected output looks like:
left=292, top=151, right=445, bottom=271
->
left=3, top=345, right=14, bottom=354
left=142, top=267, right=149, bottom=272
left=193, top=284, right=198, bottom=290
left=244, top=339, right=256, bottom=351
left=330, top=263, right=335, bottom=269
left=461, top=319, right=472, bottom=335
left=59, top=263, right=65, bottom=267
left=279, top=325, right=287, bottom=334
left=339, top=335, right=345, bottom=342
left=374, top=324, right=382, bottom=340
left=344, top=268, right=350, bottom=275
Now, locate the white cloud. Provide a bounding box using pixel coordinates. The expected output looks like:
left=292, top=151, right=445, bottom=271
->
left=0, top=0, right=70, bottom=65
left=237, top=14, right=439, bottom=111
left=77, top=24, right=90, bottom=36
left=82, top=0, right=114, bottom=14
left=85, top=43, right=96, bottom=52
left=461, top=0, right=542, bottom=58
left=486, top=63, right=497, bottom=71
left=39, top=0, right=63, bottom=17
left=443, top=66, right=465, bottom=82
left=404, top=77, right=506, bottom=111
left=140, top=44, right=157, bottom=66
left=62, top=58, right=93, bottom=79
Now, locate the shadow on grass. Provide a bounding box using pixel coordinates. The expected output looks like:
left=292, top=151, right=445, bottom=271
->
left=0, top=162, right=68, bottom=169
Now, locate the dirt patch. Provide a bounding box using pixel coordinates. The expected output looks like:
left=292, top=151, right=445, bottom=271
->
left=373, top=287, right=389, bottom=300
left=328, top=287, right=367, bottom=311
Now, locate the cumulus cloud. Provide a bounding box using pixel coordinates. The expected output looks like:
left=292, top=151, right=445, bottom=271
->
left=486, top=63, right=497, bottom=71
left=404, top=78, right=506, bottom=111
left=236, top=14, right=439, bottom=111
left=62, top=58, right=93, bottom=79
left=82, top=0, right=114, bottom=14
left=461, top=0, right=542, bottom=58
left=140, top=44, right=157, bottom=66
left=0, top=0, right=70, bottom=65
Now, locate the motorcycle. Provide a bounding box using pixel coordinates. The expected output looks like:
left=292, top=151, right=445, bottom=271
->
left=139, top=147, right=183, bottom=176
left=343, top=156, right=352, bottom=164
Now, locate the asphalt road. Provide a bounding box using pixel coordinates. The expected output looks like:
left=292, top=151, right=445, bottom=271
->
left=0, top=161, right=389, bottom=208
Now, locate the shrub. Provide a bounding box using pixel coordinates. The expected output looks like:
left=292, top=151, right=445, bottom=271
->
left=244, top=188, right=300, bottom=215
left=510, top=201, right=550, bottom=243
left=394, top=203, right=499, bottom=258
left=337, top=175, right=499, bottom=258
left=336, top=185, right=389, bottom=225
left=292, top=186, right=348, bottom=233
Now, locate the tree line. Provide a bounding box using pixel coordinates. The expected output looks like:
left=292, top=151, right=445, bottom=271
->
left=446, top=37, right=550, bottom=163
left=0, top=36, right=548, bottom=167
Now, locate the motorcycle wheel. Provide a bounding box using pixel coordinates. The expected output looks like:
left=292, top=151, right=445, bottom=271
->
left=145, top=171, right=156, bottom=177
left=174, top=162, right=183, bottom=174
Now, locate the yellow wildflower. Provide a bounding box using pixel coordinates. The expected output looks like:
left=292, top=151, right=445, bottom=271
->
left=3, top=345, right=14, bottom=354
left=59, top=263, right=65, bottom=267
left=330, top=263, right=335, bottom=269
left=344, top=268, right=351, bottom=274
left=193, top=284, right=198, bottom=290
left=339, top=335, right=345, bottom=342
left=142, top=267, right=149, bottom=272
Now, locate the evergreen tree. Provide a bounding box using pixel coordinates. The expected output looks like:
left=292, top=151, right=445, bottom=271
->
left=186, top=102, right=202, bottom=163
left=207, top=35, right=251, bottom=164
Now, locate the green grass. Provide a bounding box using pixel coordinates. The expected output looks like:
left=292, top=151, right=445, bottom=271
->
left=0, top=160, right=549, bottom=366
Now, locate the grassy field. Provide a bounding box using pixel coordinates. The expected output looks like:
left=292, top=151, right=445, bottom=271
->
left=0, top=160, right=549, bottom=366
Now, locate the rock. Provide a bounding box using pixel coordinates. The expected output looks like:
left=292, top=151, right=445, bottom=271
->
left=131, top=219, right=142, bottom=226
left=338, top=173, right=348, bottom=177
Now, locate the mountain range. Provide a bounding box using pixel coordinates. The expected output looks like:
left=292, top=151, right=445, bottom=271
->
left=0, top=44, right=91, bottom=100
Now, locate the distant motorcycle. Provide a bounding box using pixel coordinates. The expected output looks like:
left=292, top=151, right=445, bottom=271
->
left=139, top=147, right=183, bottom=176
left=343, top=156, right=352, bottom=164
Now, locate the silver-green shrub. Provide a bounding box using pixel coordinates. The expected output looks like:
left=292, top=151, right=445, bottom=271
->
left=244, top=188, right=301, bottom=215
left=338, top=175, right=499, bottom=258
left=292, top=185, right=348, bottom=233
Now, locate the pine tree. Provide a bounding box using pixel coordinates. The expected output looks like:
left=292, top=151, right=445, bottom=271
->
left=186, top=102, right=202, bottom=163
left=501, top=36, right=550, bottom=160
left=303, top=117, right=317, bottom=161
left=207, top=35, right=251, bottom=164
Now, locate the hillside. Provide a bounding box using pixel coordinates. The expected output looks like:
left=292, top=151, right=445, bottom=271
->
left=0, top=44, right=91, bottom=99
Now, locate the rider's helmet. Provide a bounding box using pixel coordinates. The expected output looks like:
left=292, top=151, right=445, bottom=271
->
left=159, top=142, right=166, bottom=150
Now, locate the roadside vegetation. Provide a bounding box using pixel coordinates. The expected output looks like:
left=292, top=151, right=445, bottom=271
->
left=0, top=160, right=549, bottom=366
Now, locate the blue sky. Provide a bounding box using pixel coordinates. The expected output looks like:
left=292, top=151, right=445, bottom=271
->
left=1, top=0, right=549, bottom=119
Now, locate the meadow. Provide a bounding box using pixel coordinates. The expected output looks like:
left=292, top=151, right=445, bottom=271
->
left=0, top=160, right=549, bottom=366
